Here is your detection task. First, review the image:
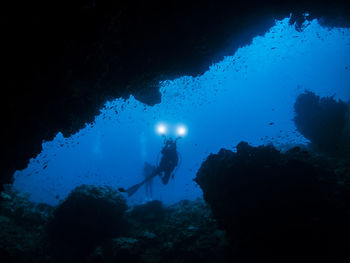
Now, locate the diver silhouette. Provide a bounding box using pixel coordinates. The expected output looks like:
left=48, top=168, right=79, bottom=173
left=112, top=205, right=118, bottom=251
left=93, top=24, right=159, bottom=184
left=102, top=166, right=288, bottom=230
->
left=157, top=137, right=179, bottom=184
left=119, top=137, right=179, bottom=197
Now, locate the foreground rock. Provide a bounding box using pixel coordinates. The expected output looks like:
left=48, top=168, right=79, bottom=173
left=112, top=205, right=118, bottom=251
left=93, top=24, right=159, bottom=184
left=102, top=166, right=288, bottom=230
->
left=195, top=142, right=350, bottom=263
left=89, top=199, right=230, bottom=263
left=47, top=185, right=128, bottom=260
left=0, top=187, right=229, bottom=263
left=0, top=187, right=54, bottom=263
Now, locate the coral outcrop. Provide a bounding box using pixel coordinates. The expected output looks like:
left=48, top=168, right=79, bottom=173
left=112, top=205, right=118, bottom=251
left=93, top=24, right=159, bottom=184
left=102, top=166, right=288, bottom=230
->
left=195, top=142, right=350, bottom=263
left=0, top=186, right=229, bottom=262
left=89, top=199, right=230, bottom=263
left=294, top=91, right=349, bottom=155
left=0, top=187, right=54, bottom=263
left=46, top=185, right=128, bottom=260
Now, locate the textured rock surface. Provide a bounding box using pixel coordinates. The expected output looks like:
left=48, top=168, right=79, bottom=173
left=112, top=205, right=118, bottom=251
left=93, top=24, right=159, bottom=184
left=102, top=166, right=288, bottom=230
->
left=195, top=142, right=350, bottom=262
left=46, top=185, right=128, bottom=260
left=2, top=0, right=350, bottom=191
left=89, top=199, right=230, bottom=263
left=0, top=187, right=54, bottom=263
left=0, top=188, right=230, bottom=263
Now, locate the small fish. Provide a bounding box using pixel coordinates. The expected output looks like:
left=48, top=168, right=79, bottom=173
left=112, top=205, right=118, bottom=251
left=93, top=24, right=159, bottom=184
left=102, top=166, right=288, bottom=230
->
left=269, top=122, right=274, bottom=125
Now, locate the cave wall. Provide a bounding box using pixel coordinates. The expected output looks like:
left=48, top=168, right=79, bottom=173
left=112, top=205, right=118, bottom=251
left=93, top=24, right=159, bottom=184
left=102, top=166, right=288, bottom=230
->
left=2, top=0, right=350, bottom=190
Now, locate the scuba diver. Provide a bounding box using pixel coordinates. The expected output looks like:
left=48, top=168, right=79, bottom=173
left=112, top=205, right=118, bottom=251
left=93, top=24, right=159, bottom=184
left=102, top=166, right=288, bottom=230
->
left=119, top=137, right=180, bottom=197
left=157, top=137, right=179, bottom=184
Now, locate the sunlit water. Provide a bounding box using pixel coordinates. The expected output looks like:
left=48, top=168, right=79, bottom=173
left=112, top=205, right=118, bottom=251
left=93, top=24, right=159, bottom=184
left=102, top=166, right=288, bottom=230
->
left=14, top=17, right=350, bottom=206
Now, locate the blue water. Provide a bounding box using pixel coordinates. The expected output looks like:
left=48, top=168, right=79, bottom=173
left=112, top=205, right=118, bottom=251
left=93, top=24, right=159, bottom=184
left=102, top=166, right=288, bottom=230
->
left=13, top=17, right=350, bottom=206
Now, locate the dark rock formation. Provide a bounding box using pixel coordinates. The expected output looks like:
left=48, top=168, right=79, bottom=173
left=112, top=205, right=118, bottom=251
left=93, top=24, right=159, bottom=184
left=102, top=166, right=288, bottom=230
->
left=0, top=188, right=230, bottom=263
left=46, top=184, right=127, bottom=260
left=2, top=0, right=350, bottom=191
left=0, top=187, right=54, bottom=263
left=294, top=91, right=349, bottom=155
left=127, top=200, right=167, bottom=225
left=89, top=199, right=230, bottom=263
left=195, top=142, right=350, bottom=263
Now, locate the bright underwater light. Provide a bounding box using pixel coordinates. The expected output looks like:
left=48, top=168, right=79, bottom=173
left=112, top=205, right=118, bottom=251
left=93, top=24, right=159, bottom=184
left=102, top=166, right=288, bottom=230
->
left=155, top=123, right=188, bottom=137
left=156, top=123, right=167, bottom=135
left=176, top=125, right=187, bottom=137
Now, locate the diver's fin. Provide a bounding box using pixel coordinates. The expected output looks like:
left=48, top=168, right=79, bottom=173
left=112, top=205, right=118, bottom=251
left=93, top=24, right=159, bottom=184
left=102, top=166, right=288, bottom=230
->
left=125, top=181, right=145, bottom=197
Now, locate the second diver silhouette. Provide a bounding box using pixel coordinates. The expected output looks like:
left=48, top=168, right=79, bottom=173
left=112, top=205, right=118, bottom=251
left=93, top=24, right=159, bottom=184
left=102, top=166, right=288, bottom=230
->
left=119, top=137, right=180, bottom=197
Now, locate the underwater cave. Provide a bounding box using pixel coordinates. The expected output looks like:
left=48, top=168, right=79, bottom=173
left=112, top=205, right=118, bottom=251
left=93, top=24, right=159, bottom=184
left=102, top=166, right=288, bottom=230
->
left=12, top=17, right=350, bottom=206
left=2, top=2, right=350, bottom=263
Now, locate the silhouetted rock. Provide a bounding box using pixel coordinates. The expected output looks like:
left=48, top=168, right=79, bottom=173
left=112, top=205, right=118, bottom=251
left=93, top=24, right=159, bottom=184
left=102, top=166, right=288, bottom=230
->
left=47, top=184, right=127, bottom=260
left=195, top=142, right=350, bottom=263
left=0, top=188, right=230, bottom=262
left=294, top=91, right=349, bottom=156
left=88, top=199, right=230, bottom=263
left=0, top=187, right=54, bottom=263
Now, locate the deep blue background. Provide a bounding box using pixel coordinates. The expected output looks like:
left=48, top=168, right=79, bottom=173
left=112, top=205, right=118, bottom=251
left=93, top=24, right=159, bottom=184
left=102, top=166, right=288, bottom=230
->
left=14, top=18, right=350, bottom=206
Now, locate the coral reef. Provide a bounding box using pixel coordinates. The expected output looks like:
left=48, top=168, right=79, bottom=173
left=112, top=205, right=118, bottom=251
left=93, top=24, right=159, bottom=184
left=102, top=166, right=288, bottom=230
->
left=294, top=91, right=349, bottom=155
left=0, top=188, right=54, bottom=263
left=195, top=142, right=350, bottom=263
left=89, top=199, right=230, bottom=263
left=0, top=186, right=229, bottom=263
